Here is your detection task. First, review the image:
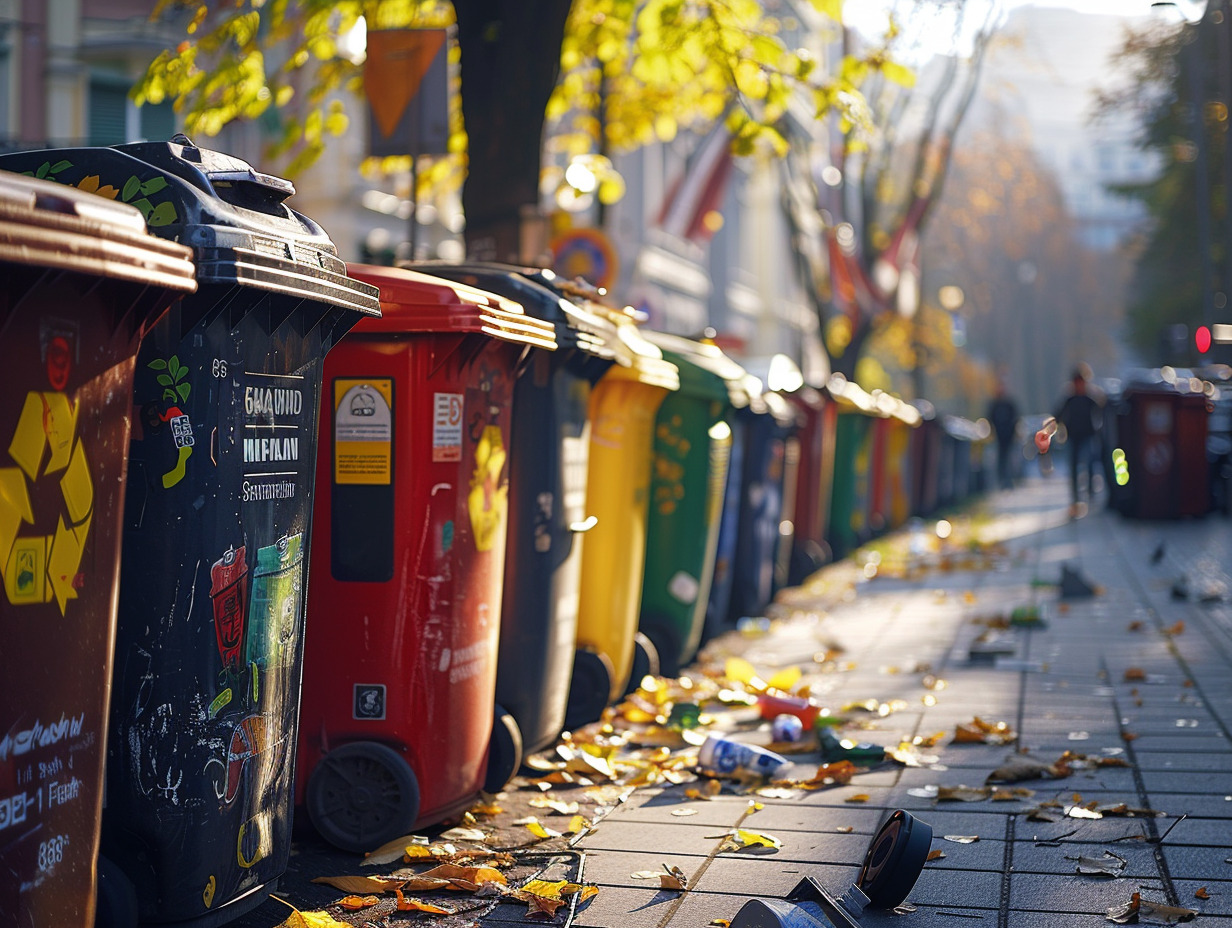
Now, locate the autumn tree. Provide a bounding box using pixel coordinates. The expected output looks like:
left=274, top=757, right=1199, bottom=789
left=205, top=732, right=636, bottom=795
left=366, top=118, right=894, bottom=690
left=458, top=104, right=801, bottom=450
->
left=777, top=0, right=999, bottom=381
left=1096, top=7, right=1231, bottom=365
left=921, top=126, right=1128, bottom=413
left=136, top=0, right=887, bottom=262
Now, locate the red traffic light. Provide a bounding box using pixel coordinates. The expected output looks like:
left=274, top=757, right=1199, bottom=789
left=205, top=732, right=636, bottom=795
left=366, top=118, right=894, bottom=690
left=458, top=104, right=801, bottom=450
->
left=1196, top=324, right=1212, bottom=354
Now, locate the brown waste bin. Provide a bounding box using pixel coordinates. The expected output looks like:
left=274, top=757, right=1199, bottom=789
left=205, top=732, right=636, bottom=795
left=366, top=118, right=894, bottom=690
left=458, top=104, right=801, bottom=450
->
left=0, top=170, right=196, bottom=928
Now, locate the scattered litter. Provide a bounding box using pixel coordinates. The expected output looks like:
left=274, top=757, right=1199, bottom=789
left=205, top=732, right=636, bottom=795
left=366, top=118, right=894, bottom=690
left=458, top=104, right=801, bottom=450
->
left=1067, top=851, right=1127, bottom=876
left=942, top=835, right=980, bottom=844
left=953, top=717, right=1017, bottom=745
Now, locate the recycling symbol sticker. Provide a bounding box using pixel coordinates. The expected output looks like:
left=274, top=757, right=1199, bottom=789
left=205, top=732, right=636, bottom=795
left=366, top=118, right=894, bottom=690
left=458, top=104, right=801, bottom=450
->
left=0, top=391, right=94, bottom=613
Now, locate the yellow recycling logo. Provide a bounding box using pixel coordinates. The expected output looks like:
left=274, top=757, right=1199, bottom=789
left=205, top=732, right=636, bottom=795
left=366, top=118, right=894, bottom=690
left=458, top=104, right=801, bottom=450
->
left=0, top=391, right=94, bottom=613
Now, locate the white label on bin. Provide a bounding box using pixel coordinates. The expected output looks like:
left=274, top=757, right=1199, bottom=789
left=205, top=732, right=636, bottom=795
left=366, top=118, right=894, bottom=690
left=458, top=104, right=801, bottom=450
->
left=668, top=570, right=700, bottom=604
left=433, top=393, right=463, bottom=462
left=334, top=379, right=393, bottom=485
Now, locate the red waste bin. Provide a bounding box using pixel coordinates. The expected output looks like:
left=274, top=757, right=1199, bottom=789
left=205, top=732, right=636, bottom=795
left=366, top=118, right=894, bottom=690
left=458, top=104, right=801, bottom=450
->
left=0, top=171, right=195, bottom=928
left=1121, top=384, right=1210, bottom=519
left=296, top=265, right=556, bottom=853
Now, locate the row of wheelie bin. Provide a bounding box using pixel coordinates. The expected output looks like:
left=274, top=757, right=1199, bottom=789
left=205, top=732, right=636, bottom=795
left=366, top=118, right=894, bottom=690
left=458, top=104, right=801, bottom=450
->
left=0, top=139, right=991, bottom=928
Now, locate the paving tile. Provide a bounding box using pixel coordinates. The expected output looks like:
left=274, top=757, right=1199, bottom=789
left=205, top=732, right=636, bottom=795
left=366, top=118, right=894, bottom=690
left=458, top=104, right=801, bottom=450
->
left=1140, top=769, right=1232, bottom=795
left=1171, top=879, right=1232, bottom=917
left=578, top=820, right=731, bottom=857
left=1142, top=792, right=1232, bottom=818
left=1008, top=872, right=1168, bottom=913
left=1161, top=844, right=1232, bottom=879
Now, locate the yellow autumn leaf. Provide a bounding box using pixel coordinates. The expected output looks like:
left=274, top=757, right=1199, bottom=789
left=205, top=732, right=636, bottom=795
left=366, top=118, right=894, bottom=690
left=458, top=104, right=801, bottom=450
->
left=735, top=828, right=782, bottom=849
left=421, top=863, right=507, bottom=887
left=566, top=815, right=587, bottom=834
left=275, top=908, right=351, bottom=928
left=336, top=895, right=380, bottom=910
left=311, top=875, right=404, bottom=894
left=394, top=889, right=452, bottom=914
left=403, top=845, right=434, bottom=859
left=845, top=794, right=870, bottom=803
left=524, top=820, right=563, bottom=840
left=765, top=667, right=802, bottom=692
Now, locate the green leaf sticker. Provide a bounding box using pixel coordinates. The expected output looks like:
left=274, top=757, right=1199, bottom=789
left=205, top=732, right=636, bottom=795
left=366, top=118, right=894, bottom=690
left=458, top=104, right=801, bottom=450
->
left=48, top=160, right=72, bottom=174
left=157, top=374, right=175, bottom=387
left=177, top=382, right=191, bottom=402
left=122, top=176, right=141, bottom=201
left=140, top=177, right=168, bottom=195
left=149, top=201, right=178, bottom=227
left=148, top=358, right=168, bottom=370
left=163, top=389, right=179, bottom=404
left=131, top=197, right=153, bottom=218
left=35, top=163, right=49, bottom=179
left=168, top=356, right=181, bottom=378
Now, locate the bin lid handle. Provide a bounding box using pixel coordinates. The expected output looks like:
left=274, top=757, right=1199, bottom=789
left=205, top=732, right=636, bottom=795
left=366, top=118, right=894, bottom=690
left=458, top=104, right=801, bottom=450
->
left=207, top=169, right=296, bottom=200
left=569, top=516, right=599, bottom=533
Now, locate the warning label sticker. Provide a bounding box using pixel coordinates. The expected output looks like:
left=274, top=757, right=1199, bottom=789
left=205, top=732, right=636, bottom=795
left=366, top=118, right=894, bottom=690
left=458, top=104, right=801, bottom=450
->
left=334, top=379, right=393, bottom=484
left=433, top=393, right=463, bottom=462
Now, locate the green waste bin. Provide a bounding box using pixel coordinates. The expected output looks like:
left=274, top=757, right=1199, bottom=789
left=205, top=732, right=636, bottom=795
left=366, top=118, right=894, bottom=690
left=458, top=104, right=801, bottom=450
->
left=826, top=375, right=877, bottom=559
left=0, top=170, right=196, bottom=928
left=638, top=333, right=750, bottom=676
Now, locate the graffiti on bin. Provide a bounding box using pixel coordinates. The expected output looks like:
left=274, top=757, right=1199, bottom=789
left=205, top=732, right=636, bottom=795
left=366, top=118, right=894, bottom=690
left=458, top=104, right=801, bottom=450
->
left=21, top=158, right=180, bottom=227
left=241, top=374, right=308, bottom=503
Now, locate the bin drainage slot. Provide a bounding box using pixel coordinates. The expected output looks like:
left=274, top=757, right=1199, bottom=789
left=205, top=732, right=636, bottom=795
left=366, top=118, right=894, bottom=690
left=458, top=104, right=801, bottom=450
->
left=569, top=516, right=598, bottom=533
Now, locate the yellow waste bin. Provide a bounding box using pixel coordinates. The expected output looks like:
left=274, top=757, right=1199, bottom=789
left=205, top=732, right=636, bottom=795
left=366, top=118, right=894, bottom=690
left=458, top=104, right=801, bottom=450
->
left=565, top=310, right=678, bottom=728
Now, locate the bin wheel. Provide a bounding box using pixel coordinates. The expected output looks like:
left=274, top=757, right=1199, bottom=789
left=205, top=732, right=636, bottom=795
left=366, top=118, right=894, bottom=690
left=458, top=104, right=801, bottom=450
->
left=306, top=741, right=419, bottom=854
left=639, top=625, right=677, bottom=679
left=484, top=704, right=524, bottom=794
left=564, top=649, right=614, bottom=731
left=95, top=854, right=138, bottom=928
left=625, top=632, right=663, bottom=694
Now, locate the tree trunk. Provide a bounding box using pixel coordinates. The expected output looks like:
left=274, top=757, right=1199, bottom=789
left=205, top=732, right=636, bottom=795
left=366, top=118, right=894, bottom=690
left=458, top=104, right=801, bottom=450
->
left=454, top=0, right=573, bottom=262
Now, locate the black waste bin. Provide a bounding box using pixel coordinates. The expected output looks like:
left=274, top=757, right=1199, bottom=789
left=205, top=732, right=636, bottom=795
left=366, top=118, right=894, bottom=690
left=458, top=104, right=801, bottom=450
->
left=0, top=171, right=196, bottom=928
left=0, top=139, right=380, bottom=927
left=414, top=264, right=618, bottom=757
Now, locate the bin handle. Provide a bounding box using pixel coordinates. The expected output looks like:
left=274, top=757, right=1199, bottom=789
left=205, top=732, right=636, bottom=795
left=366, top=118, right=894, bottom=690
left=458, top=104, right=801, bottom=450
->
left=569, top=516, right=598, bottom=533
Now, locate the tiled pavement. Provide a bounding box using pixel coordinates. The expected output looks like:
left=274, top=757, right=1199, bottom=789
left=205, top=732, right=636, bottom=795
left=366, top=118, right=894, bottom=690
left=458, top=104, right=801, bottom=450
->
left=555, top=477, right=1232, bottom=927
left=232, top=476, right=1232, bottom=927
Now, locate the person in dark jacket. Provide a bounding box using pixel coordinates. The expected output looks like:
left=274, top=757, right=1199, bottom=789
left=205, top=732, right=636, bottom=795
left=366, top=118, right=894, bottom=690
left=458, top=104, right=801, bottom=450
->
left=1035, top=364, right=1104, bottom=515
left=986, top=381, right=1020, bottom=489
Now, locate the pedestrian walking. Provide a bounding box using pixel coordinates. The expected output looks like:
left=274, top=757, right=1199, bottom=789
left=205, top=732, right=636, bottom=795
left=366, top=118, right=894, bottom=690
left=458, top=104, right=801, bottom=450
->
left=986, top=381, right=1020, bottom=489
left=1034, top=363, right=1105, bottom=516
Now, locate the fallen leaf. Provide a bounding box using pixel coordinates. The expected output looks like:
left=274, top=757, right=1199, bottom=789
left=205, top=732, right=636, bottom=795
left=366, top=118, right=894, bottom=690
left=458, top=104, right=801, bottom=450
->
left=1106, top=892, right=1198, bottom=924
left=765, top=667, right=803, bottom=692
left=954, top=717, right=1017, bottom=745
left=1195, top=888, right=1210, bottom=899
left=529, top=798, right=580, bottom=815
left=421, top=863, right=507, bottom=888
left=836, top=826, right=854, bottom=834
left=926, top=849, right=946, bottom=861
left=438, top=826, right=487, bottom=842
left=672, top=808, right=699, bottom=816
left=936, top=785, right=991, bottom=802
left=709, top=921, right=732, bottom=927
left=311, top=875, right=405, bottom=894
left=274, top=907, right=350, bottom=928
left=394, top=890, right=452, bottom=914
left=659, top=865, right=689, bottom=891
left=1164, top=620, right=1186, bottom=636
left=398, top=876, right=453, bottom=892
left=1067, top=851, right=1126, bottom=876
left=1065, top=805, right=1103, bottom=820
left=566, top=815, right=587, bottom=834
left=523, top=819, right=563, bottom=840
left=363, top=834, right=428, bottom=866
left=336, top=895, right=380, bottom=910
left=844, top=793, right=870, bottom=803
left=942, top=835, right=979, bottom=844
left=1124, top=667, right=1147, bottom=682
left=987, top=753, right=1071, bottom=784
left=469, top=802, right=503, bottom=816
left=734, top=828, right=782, bottom=848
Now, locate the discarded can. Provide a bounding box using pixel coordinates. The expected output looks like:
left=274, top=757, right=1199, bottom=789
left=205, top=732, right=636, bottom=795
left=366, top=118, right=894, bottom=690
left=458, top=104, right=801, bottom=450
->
left=772, top=713, right=805, bottom=743
left=698, top=734, right=789, bottom=778
left=758, top=692, right=821, bottom=730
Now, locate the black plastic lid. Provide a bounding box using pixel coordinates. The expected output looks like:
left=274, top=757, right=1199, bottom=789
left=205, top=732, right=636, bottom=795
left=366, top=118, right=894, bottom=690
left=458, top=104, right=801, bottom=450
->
left=411, top=261, right=618, bottom=360
left=857, top=810, right=933, bottom=909
left=0, top=137, right=379, bottom=318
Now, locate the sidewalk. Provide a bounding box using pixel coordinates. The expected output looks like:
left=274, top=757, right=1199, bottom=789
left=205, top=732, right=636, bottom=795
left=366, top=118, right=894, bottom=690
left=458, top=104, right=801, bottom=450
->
left=235, top=476, right=1232, bottom=927
left=554, top=476, right=1232, bottom=927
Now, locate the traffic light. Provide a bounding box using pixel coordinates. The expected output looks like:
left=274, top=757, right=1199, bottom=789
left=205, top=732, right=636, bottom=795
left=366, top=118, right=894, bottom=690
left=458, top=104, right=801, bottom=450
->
left=1196, top=324, right=1212, bottom=354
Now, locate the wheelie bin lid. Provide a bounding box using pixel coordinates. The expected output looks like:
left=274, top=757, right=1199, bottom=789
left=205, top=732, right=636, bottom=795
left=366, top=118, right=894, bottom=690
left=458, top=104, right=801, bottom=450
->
left=0, top=169, right=196, bottom=293
left=642, top=329, right=752, bottom=408
left=0, top=137, right=381, bottom=323
left=407, top=262, right=617, bottom=358
left=346, top=263, right=558, bottom=350
left=826, top=373, right=878, bottom=414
